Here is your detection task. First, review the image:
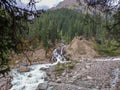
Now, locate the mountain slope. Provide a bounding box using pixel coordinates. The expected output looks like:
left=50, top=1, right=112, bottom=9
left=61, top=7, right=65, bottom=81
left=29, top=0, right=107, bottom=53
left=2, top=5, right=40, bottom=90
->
left=52, top=0, right=79, bottom=9
left=51, top=0, right=101, bottom=15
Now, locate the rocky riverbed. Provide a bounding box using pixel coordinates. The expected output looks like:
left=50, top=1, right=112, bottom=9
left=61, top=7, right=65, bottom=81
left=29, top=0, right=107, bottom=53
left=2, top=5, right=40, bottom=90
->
left=1, top=57, right=120, bottom=90
left=42, top=58, right=120, bottom=90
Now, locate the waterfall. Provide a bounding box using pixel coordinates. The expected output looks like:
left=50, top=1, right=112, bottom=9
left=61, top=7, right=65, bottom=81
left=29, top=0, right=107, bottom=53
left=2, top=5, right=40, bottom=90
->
left=51, top=42, right=66, bottom=62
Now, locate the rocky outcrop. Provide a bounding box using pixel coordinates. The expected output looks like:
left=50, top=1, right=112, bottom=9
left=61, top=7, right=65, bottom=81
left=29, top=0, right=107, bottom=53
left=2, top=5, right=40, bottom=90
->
left=51, top=0, right=102, bottom=16
left=64, top=37, right=98, bottom=60
left=52, top=0, right=79, bottom=10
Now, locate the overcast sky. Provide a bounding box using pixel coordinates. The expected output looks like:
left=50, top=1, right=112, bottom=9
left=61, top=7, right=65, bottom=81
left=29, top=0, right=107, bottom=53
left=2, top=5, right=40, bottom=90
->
left=16, top=0, right=64, bottom=10
left=16, top=0, right=119, bottom=10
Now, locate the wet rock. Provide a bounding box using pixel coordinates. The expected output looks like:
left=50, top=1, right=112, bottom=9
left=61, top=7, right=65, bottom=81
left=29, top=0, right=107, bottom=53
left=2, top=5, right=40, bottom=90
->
left=18, top=65, right=30, bottom=72
left=47, top=86, right=53, bottom=90
left=40, top=67, right=47, bottom=71
left=37, top=82, right=48, bottom=90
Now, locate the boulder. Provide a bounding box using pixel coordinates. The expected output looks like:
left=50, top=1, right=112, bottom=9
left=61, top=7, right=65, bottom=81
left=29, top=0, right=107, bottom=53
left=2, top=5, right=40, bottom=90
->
left=18, top=65, right=30, bottom=72
left=37, top=82, right=48, bottom=90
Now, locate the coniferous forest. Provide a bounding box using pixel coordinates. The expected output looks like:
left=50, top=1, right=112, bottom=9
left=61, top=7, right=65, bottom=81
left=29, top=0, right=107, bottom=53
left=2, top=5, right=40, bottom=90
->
left=24, top=8, right=117, bottom=55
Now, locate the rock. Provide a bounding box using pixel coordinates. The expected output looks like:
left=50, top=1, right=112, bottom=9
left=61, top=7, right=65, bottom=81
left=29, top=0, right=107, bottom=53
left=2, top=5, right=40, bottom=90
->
left=87, top=76, right=93, bottom=80
left=85, top=65, right=90, bottom=69
left=40, top=67, right=47, bottom=71
left=37, top=82, right=48, bottom=90
left=62, top=72, right=66, bottom=76
left=16, top=64, right=20, bottom=68
left=20, top=62, right=29, bottom=66
left=18, top=65, right=30, bottom=72
left=47, top=86, right=53, bottom=90
left=56, top=78, right=62, bottom=83
left=15, top=60, right=20, bottom=64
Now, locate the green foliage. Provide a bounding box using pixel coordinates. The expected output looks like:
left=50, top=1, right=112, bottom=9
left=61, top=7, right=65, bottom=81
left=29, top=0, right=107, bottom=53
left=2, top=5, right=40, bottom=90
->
left=28, top=8, right=108, bottom=45
left=0, top=8, right=13, bottom=66
left=111, top=10, right=120, bottom=44
left=55, top=62, right=65, bottom=75
left=28, top=8, right=120, bottom=55
left=0, top=5, right=31, bottom=68
left=95, top=40, right=120, bottom=56
left=54, top=61, right=76, bottom=75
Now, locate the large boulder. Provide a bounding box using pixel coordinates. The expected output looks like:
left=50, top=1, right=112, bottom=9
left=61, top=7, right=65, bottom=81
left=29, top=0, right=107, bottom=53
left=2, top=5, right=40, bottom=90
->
left=64, top=36, right=98, bottom=60
left=18, top=65, right=30, bottom=72
left=37, top=82, right=48, bottom=90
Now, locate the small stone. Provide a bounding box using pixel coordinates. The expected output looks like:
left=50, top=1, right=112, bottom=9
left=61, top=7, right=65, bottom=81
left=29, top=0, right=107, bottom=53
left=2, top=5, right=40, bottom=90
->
left=56, top=78, right=62, bottom=83
left=82, top=68, right=86, bottom=71
left=68, top=80, right=73, bottom=83
left=40, top=67, right=47, bottom=71
left=62, top=72, right=66, bottom=76
left=15, top=60, right=20, bottom=64
left=85, top=65, right=90, bottom=69
left=28, top=74, right=32, bottom=77
left=16, top=64, right=20, bottom=68
left=87, top=76, right=92, bottom=80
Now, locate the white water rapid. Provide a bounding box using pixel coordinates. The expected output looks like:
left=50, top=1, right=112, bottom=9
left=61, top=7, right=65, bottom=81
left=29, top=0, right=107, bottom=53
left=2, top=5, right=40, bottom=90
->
left=10, top=43, right=66, bottom=90
left=10, top=64, right=52, bottom=90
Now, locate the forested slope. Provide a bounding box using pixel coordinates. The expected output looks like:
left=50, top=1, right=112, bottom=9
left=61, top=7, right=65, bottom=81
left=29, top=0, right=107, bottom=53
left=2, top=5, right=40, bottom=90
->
left=28, top=8, right=107, bottom=44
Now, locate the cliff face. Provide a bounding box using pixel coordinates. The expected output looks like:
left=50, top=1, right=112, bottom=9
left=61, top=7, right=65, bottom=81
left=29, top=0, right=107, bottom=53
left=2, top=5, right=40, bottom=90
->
left=51, top=0, right=102, bottom=15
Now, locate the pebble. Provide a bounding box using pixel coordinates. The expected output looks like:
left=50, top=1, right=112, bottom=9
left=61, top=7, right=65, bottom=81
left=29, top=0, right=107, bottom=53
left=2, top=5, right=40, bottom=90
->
left=56, top=78, right=62, bottom=83
left=87, top=76, right=93, bottom=80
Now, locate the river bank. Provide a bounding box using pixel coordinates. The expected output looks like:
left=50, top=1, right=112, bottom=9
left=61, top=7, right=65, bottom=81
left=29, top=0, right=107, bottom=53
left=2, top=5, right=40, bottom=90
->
left=1, top=37, right=120, bottom=90
left=42, top=57, right=120, bottom=90
left=6, top=57, right=119, bottom=90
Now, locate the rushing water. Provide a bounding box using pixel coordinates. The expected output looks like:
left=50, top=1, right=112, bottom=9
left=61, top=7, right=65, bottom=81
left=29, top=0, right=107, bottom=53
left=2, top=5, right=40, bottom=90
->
left=10, top=63, right=55, bottom=90
left=10, top=44, right=66, bottom=90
